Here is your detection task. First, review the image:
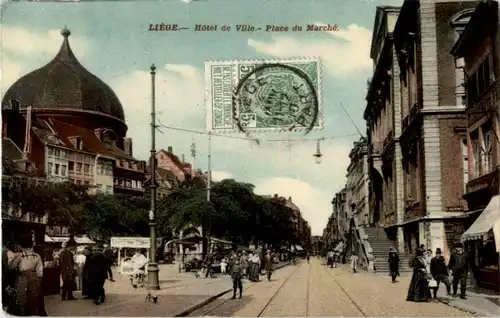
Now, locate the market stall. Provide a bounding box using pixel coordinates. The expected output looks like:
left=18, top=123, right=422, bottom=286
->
left=462, top=195, right=500, bottom=292
left=110, top=237, right=153, bottom=274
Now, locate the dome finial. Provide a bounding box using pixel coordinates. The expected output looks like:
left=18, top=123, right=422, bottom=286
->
left=61, top=26, right=71, bottom=38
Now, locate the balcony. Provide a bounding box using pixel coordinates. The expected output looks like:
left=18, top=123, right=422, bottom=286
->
left=402, top=103, right=421, bottom=132
left=467, top=79, right=500, bottom=125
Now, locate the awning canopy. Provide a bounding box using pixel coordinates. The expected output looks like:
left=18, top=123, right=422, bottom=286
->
left=45, top=235, right=95, bottom=244
left=462, top=195, right=500, bottom=242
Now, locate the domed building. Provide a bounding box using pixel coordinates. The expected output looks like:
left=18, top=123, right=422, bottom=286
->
left=2, top=27, right=146, bottom=197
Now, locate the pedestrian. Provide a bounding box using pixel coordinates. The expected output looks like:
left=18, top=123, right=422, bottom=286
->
left=264, top=250, right=274, bottom=281
left=240, top=251, right=248, bottom=278
left=430, top=248, right=451, bottom=300
left=88, top=247, right=108, bottom=305
left=231, top=252, right=243, bottom=299
left=448, top=242, right=468, bottom=299
left=220, top=257, right=228, bottom=275
left=406, top=248, right=431, bottom=302
left=306, top=251, right=310, bottom=263
left=388, top=247, right=400, bottom=283
left=327, top=250, right=334, bottom=268
left=82, top=246, right=94, bottom=299
left=74, top=249, right=86, bottom=291
left=249, top=252, right=260, bottom=282
left=350, top=254, right=359, bottom=273
left=204, top=252, right=214, bottom=278
left=103, top=245, right=115, bottom=282
left=59, top=239, right=77, bottom=301
left=8, top=233, right=47, bottom=316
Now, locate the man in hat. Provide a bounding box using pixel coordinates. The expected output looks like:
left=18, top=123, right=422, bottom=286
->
left=430, top=247, right=451, bottom=300
left=87, top=246, right=108, bottom=305
left=60, top=238, right=77, bottom=301
left=448, top=242, right=468, bottom=299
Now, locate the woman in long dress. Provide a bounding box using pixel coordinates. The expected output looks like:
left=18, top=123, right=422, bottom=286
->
left=8, top=234, right=47, bottom=316
left=249, top=253, right=260, bottom=282
left=406, top=248, right=431, bottom=302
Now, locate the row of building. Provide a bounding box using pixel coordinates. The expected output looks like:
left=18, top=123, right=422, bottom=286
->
left=324, top=0, right=499, bottom=292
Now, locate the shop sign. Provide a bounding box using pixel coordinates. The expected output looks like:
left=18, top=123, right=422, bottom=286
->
left=111, top=237, right=150, bottom=249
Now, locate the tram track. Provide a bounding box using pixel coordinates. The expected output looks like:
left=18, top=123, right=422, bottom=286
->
left=194, top=263, right=302, bottom=317
left=322, top=265, right=367, bottom=317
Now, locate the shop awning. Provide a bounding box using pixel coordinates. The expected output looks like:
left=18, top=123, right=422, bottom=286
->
left=294, top=245, right=304, bottom=251
left=462, top=195, right=500, bottom=242
left=46, top=235, right=95, bottom=244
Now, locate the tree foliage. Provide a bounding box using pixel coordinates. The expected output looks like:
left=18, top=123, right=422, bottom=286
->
left=2, top=175, right=309, bottom=246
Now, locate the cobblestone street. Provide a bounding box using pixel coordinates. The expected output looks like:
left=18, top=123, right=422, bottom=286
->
left=189, top=258, right=473, bottom=317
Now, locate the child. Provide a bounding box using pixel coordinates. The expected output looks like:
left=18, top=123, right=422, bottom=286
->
left=220, top=257, right=228, bottom=275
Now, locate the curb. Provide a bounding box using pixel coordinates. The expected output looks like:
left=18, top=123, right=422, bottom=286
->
left=437, top=298, right=494, bottom=317
left=174, top=262, right=291, bottom=317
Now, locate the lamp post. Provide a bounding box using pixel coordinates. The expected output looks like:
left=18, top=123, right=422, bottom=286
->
left=313, top=138, right=325, bottom=164
left=148, top=63, right=160, bottom=292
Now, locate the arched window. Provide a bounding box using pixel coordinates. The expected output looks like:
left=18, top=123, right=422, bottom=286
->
left=450, top=9, right=475, bottom=42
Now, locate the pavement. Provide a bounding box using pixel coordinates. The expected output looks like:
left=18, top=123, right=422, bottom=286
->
left=44, top=262, right=290, bottom=317
left=436, top=282, right=500, bottom=317
left=188, top=258, right=474, bottom=317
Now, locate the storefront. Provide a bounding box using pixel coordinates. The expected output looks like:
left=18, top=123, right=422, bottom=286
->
left=462, top=195, right=500, bottom=292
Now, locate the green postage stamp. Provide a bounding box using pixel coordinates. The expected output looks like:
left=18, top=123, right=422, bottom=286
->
left=205, top=58, right=323, bottom=133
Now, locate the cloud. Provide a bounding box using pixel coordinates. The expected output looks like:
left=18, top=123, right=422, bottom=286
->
left=1, top=27, right=91, bottom=96
left=254, top=177, right=334, bottom=236
left=2, top=27, right=89, bottom=57
left=211, top=170, right=234, bottom=181
left=248, top=23, right=372, bottom=77
left=112, top=63, right=205, bottom=159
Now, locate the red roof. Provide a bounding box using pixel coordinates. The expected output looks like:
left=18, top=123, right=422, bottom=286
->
left=47, top=119, right=115, bottom=158
left=157, top=149, right=192, bottom=176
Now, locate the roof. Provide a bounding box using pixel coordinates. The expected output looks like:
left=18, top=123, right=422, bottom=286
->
left=1, top=27, right=125, bottom=122
left=48, top=119, right=115, bottom=158
left=157, top=149, right=192, bottom=173
left=2, top=138, right=24, bottom=161
left=155, top=167, right=177, bottom=181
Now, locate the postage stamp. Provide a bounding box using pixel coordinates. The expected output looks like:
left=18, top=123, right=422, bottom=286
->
left=205, top=58, right=323, bottom=133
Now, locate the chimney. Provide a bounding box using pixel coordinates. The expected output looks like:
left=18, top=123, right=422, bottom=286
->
left=274, top=194, right=278, bottom=199
left=167, top=146, right=173, bottom=154
left=288, top=196, right=292, bottom=202
left=182, top=154, right=185, bottom=163
left=124, top=138, right=133, bottom=156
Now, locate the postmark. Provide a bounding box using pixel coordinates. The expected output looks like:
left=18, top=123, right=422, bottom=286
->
left=205, top=58, right=323, bottom=133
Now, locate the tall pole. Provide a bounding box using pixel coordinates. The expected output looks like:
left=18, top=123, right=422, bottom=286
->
left=148, top=63, right=160, bottom=291
left=205, top=131, right=212, bottom=254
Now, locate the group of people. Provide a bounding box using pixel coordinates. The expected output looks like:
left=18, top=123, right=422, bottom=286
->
left=2, top=233, right=47, bottom=316
left=326, top=241, right=345, bottom=268
left=227, top=249, right=276, bottom=299
left=58, top=240, right=115, bottom=305
left=407, top=243, right=469, bottom=302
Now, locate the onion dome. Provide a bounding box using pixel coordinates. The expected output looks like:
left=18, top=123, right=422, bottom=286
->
left=1, top=27, right=125, bottom=121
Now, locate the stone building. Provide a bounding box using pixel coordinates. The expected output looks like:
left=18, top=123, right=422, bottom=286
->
left=451, top=0, right=500, bottom=291
left=329, top=189, right=349, bottom=241
left=364, top=5, right=405, bottom=249
left=345, top=137, right=370, bottom=227
left=2, top=28, right=146, bottom=196
left=390, top=0, right=479, bottom=257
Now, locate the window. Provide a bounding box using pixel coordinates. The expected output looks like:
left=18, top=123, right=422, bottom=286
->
left=467, top=55, right=492, bottom=103
left=472, top=132, right=481, bottom=177
left=76, top=180, right=82, bottom=185
left=69, top=178, right=74, bottom=184
left=106, top=185, right=112, bottom=193
left=68, top=161, right=74, bottom=171
left=54, top=149, right=60, bottom=157
left=462, top=137, right=468, bottom=193
left=96, top=183, right=102, bottom=189
left=137, top=181, right=142, bottom=189
left=114, top=178, right=118, bottom=185
left=61, top=165, right=67, bottom=177
left=76, top=163, right=82, bottom=173
left=48, top=163, right=53, bottom=175
left=126, top=180, right=131, bottom=188
left=55, top=164, right=60, bottom=175
left=119, top=179, right=124, bottom=187
left=48, top=148, right=54, bottom=156
left=84, top=164, right=90, bottom=174
left=483, top=129, right=493, bottom=173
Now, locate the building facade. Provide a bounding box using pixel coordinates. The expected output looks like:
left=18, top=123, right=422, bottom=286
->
left=364, top=6, right=405, bottom=251
left=1, top=28, right=146, bottom=197
left=390, top=0, right=479, bottom=257
left=451, top=0, right=500, bottom=291
left=346, top=137, right=370, bottom=227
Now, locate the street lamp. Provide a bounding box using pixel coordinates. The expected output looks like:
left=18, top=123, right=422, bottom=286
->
left=148, top=63, right=160, bottom=295
left=313, top=138, right=324, bottom=164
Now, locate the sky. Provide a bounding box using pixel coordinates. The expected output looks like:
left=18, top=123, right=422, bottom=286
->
left=0, top=0, right=403, bottom=235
